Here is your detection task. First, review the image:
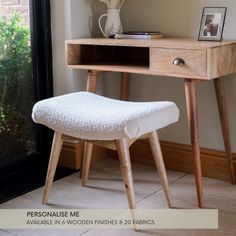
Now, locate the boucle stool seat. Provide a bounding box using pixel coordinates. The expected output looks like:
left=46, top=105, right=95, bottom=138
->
left=32, top=92, right=179, bottom=209
left=32, top=92, right=179, bottom=140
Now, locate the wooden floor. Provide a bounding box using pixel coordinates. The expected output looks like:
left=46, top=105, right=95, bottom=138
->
left=1, top=158, right=236, bottom=236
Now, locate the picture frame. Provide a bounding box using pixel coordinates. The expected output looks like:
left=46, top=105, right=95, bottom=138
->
left=198, top=7, right=227, bottom=42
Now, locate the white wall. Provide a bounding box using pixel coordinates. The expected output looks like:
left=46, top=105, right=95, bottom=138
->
left=51, top=0, right=236, bottom=151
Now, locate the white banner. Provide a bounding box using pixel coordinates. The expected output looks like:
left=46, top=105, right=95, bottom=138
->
left=0, top=209, right=218, bottom=230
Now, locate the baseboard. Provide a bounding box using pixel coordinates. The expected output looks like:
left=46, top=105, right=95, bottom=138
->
left=59, top=141, right=108, bottom=170
left=109, top=140, right=236, bottom=182
left=60, top=139, right=236, bottom=182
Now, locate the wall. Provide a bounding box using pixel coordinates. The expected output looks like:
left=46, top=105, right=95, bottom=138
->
left=103, top=0, right=236, bottom=151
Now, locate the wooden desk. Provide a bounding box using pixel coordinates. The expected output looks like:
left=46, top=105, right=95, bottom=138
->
left=66, top=38, right=236, bottom=208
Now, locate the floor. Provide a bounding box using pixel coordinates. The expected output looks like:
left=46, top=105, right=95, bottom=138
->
left=0, top=158, right=235, bottom=236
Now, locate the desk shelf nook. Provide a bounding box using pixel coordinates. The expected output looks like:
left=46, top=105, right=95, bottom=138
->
left=66, top=38, right=236, bottom=208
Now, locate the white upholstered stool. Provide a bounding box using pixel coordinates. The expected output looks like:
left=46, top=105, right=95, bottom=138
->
left=32, top=92, right=179, bottom=209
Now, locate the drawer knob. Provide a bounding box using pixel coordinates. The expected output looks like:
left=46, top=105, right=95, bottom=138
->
left=173, top=58, right=185, bottom=66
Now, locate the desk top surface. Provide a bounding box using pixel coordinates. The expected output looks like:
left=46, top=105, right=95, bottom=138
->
left=66, top=38, right=236, bottom=50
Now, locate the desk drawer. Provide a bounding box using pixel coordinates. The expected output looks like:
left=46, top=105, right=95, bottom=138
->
left=151, top=48, right=207, bottom=78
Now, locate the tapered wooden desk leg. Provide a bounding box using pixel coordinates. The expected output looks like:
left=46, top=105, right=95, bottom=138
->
left=214, top=78, right=235, bottom=184
left=87, top=70, right=98, bottom=92
left=184, top=79, right=204, bottom=208
left=121, top=72, right=130, bottom=101
left=80, top=70, right=99, bottom=178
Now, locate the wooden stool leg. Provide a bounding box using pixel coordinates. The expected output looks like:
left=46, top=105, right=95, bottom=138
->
left=79, top=148, right=84, bottom=179
left=116, top=139, right=136, bottom=209
left=42, top=132, right=63, bottom=204
left=185, top=79, right=204, bottom=208
left=214, top=78, right=235, bottom=184
left=82, top=142, right=93, bottom=187
left=149, top=131, right=172, bottom=208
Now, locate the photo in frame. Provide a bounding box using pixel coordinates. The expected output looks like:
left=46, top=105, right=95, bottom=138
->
left=198, top=7, right=227, bottom=41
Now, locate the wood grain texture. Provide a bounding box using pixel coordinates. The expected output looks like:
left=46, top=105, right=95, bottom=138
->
left=59, top=141, right=84, bottom=170
left=208, top=45, right=236, bottom=79
left=66, top=38, right=236, bottom=80
left=66, top=43, right=81, bottom=65
left=87, top=70, right=98, bottom=92
left=66, top=38, right=236, bottom=50
left=148, top=132, right=172, bottom=208
left=42, top=132, right=63, bottom=204
left=184, top=79, right=203, bottom=208
left=116, top=139, right=136, bottom=209
left=151, top=48, right=207, bottom=78
left=68, top=64, right=151, bottom=76
left=121, top=72, right=130, bottom=101
left=82, top=143, right=93, bottom=187
left=214, top=78, right=235, bottom=184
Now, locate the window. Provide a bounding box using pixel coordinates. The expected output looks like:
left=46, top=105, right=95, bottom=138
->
left=0, top=0, right=53, bottom=203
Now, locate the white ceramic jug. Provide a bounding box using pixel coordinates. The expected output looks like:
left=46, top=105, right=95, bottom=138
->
left=99, top=9, right=123, bottom=38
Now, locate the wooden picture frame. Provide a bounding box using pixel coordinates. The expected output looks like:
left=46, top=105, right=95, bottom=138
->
left=198, top=7, right=227, bottom=42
